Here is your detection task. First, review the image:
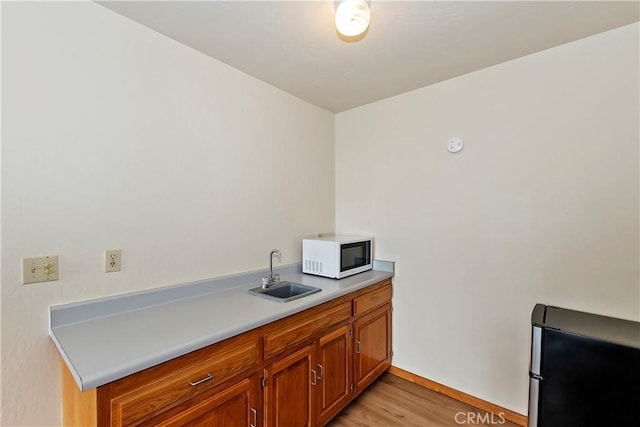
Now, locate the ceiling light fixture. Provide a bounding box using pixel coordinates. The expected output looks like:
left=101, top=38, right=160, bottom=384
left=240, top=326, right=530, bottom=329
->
left=335, top=0, right=370, bottom=38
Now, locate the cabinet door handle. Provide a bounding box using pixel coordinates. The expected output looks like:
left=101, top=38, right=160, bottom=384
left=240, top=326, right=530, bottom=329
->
left=250, top=408, right=257, bottom=427
left=188, top=373, right=212, bottom=386
left=311, top=369, right=317, bottom=386
left=356, top=341, right=361, bottom=354
left=317, top=364, right=323, bottom=380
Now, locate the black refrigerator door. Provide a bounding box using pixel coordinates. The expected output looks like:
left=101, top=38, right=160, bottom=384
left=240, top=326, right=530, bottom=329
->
left=538, top=328, right=640, bottom=427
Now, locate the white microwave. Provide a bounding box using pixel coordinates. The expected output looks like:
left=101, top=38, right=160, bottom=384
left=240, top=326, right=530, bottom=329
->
left=302, top=235, right=373, bottom=279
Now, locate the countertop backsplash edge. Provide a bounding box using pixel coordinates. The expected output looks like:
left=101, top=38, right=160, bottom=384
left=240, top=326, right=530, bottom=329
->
left=50, top=263, right=303, bottom=328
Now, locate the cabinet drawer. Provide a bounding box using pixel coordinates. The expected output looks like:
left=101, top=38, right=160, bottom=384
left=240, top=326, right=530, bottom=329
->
left=263, top=301, right=351, bottom=359
left=353, top=283, right=392, bottom=316
left=110, top=337, right=258, bottom=427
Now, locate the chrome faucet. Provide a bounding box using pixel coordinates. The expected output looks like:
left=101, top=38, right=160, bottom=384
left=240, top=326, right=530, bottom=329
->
left=262, top=249, right=282, bottom=288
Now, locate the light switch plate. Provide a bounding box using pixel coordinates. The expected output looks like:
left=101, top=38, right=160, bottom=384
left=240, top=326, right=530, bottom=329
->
left=23, top=256, right=59, bottom=284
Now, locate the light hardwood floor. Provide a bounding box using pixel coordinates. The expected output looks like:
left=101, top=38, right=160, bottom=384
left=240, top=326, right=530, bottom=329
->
left=328, top=373, right=520, bottom=427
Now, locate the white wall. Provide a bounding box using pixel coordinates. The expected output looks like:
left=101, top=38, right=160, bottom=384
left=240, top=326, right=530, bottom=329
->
left=1, top=2, right=334, bottom=425
left=2, top=2, right=638, bottom=425
left=336, top=23, right=639, bottom=415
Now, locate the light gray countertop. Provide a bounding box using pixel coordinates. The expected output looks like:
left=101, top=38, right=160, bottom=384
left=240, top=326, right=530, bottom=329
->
left=50, top=261, right=394, bottom=391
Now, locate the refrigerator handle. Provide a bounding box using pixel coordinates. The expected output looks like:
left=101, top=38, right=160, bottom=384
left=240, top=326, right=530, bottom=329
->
left=530, top=326, right=542, bottom=375
left=528, top=377, right=540, bottom=427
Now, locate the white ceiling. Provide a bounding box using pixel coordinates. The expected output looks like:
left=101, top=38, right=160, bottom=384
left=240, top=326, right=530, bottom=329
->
left=98, top=1, right=639, bottom=113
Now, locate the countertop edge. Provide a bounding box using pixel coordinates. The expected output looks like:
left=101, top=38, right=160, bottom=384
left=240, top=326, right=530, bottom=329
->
left=49, top=331, right=85, bottom=390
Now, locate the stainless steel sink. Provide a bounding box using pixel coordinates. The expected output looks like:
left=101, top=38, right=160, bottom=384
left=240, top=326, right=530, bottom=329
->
left=248, top=281, right=321, bottom=303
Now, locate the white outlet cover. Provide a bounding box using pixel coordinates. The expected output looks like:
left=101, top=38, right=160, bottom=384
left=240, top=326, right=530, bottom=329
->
left=448, top=137, right=464, bottom=153
left=105, top=249, right=122, bottom=273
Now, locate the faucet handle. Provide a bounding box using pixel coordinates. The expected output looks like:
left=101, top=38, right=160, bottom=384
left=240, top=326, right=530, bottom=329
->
left=262, top=274, right=280, bottom=285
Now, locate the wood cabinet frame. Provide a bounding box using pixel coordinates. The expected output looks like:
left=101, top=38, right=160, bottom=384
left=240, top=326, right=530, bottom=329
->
left=62, top=279, right=392, bottom=427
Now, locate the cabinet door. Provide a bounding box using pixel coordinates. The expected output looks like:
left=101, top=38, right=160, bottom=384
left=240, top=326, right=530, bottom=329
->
left=353, top=304, right=391, bottom=392
left=316, top=325, right=351, bottom=425
left=264, top=344, right=315, bottom=427
left=154, top=375, right=259, bottom=427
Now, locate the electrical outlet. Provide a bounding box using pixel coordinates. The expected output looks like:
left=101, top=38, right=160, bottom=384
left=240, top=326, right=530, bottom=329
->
left=23, top=256, right=59, bottom=284
left=105, top=249, right=122, bottom=273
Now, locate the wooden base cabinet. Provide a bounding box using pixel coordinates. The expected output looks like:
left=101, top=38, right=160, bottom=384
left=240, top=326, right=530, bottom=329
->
left=316, top=325, right=352, bottom=425
left=264, top=325, right=352, bottom=427
left=264, top=344, right=315, bottom=427
left=354, top=304, right=392, bottom=393
left=61, top=279, right=392, bottom=427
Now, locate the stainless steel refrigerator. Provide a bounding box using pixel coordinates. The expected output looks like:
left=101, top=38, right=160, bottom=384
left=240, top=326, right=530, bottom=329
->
left=528, top=304, right=640, bottom=427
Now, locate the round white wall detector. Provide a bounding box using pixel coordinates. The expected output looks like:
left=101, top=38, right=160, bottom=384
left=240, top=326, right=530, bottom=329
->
left=447, top=137, right=464, bottom=153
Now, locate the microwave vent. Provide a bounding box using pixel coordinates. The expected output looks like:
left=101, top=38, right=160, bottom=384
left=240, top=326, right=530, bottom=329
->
left=304, top=260, right=323, bottom=274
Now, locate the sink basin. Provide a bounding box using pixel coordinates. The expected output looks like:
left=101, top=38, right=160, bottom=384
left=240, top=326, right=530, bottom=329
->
left=248, top=281, right=321, bottom=303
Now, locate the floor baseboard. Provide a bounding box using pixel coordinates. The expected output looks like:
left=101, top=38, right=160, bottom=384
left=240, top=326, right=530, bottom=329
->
left=387, top=366, right=528, bottom=427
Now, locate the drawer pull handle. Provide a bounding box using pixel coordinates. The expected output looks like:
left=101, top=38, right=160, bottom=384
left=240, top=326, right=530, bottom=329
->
left=372, top=295, right=380, bottom=302
left=189, top=373, right=213, bottom=386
